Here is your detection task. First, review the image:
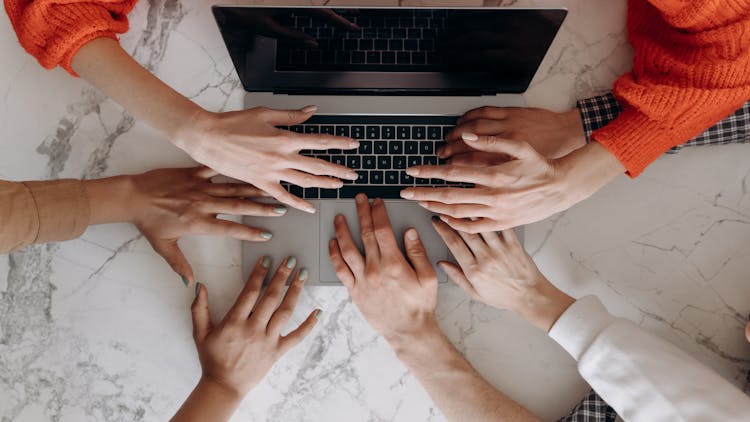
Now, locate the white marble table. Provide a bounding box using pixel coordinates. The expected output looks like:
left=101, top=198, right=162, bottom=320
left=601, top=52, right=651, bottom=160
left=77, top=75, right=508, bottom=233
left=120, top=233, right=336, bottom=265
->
left=2, top=1, right=749, bottom=421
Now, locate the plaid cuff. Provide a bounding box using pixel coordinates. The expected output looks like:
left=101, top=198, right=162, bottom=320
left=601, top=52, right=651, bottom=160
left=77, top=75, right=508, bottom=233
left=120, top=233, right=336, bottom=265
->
left=558, top=389, right=617, bottom=422
left=576, top=93, right=621, bottom=143
left=577, top=93, right=750, bottom=153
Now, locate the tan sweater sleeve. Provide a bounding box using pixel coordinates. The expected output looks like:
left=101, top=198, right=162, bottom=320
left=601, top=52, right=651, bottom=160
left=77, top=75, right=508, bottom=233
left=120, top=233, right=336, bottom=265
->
left=0, top=179, right=90, bottom=253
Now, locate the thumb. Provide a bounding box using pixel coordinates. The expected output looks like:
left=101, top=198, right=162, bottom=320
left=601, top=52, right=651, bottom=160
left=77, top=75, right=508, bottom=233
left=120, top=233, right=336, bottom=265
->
left=191, top=283, right=212, bottom=344
left=461, top=133, right=536, bottom=160
left=266, top=105, right=318, bottom=126
left=149, top=238, right=195, bottom=287
left=403, top=228, right=437, bottom=284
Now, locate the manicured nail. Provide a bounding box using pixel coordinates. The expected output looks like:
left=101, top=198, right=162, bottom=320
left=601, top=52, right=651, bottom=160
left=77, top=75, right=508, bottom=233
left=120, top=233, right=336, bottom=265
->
left=262, top=256, right=271, bottom=268
left=299, top=268, right=309, bottom=281
left=356, top=193, right=367, bottom=203
left=261, top=232, right=273, bottom=240
left=406, top=228, right=419, bottom=240
left=315, top=309, right=322, bottom=320
left=349, top=140, right=360, bottom=148
left=274, top=206, right=288, bottom=215
left=194, top=282, right=201, bottom=297
left=333, top=180, right=344, bottom=189
left=400, top=190, right=414, bottom=199
left=286, top=256, right=297, bottom=269
left=180, top=275, right=189, bottom=287
left=406, top=167, right=420, bottom=176
left=345, top=171, right=358, bottom=180
left=462, top=133, right=479, bottom=142
left=302, top=204, right=316, bottom=214
left=302, top=105, right=318, bottom=113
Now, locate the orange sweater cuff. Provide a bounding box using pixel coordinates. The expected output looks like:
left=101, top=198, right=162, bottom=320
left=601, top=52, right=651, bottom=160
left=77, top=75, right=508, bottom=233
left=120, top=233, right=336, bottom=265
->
left=591, top=105, right=692, bottom=178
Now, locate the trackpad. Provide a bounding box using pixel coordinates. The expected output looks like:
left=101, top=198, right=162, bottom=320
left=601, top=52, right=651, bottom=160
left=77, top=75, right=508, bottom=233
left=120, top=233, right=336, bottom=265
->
left=318, top=200, right=449, bottom=283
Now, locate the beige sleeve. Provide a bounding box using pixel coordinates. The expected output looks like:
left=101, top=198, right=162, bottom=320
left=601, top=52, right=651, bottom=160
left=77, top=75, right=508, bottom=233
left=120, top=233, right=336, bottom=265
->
left=0, top=179, right=90, bottom=253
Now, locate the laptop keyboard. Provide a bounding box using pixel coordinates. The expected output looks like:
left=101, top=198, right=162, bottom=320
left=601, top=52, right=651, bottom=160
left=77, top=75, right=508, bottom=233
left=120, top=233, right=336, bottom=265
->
left=275, top=9, right=448, bottom=72
left=280, top=115, right=467, bottom=199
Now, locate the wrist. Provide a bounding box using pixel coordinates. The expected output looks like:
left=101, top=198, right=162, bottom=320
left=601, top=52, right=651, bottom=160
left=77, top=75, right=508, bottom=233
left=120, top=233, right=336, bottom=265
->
left=555, top=141, right=624, bottom=203
left=559, top=108, right=587, bottom=155
left=513, top=277, right=575, bottom=333
left=170, top=107, right=216, bottom=154
left=197, top=375, right=245, bottom=404
left=82, top=175, right=138, bottom=225
left=386, top=316, right=444, bottom=359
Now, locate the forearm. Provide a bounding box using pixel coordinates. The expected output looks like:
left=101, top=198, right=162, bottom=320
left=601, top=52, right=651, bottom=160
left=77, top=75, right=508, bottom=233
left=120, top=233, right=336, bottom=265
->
left=391, top=323, right=539, bottom=422
left=549, top=296, right=750, bottom=421
left=71, top=38, right=202, bottom=142
left=171, top=377, right=243, bottom=422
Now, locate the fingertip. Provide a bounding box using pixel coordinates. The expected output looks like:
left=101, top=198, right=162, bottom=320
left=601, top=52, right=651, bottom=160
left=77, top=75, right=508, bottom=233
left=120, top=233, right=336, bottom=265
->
left=301, top=105, right=318, bottom=114
left=405, top=227, right=419, bottom=241
left=355, top=193, right=368, bottom=203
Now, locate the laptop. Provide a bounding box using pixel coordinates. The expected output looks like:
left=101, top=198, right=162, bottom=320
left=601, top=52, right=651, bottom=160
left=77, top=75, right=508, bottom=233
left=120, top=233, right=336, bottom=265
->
left=211, top=6, right=567, bottom=284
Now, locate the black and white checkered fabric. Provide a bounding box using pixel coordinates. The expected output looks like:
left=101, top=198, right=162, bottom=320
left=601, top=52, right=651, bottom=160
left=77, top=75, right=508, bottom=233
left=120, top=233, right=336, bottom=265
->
left=558, top=390, right=617, bottom=422
left=577, top=93, right=750, bottom=153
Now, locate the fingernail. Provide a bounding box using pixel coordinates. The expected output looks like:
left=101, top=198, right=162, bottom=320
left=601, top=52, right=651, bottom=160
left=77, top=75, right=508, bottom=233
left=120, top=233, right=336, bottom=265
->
left=333, top=180, right=344, bottom=188
left=431, top=215, right=440, bottom=222
left=436, top=147, right=446, bottom=157
left=304, top=204, right=317, bottom=214
left=406, top=168, right=419, bottom=176
left=302, top=105, right=318, bottom=113
left=286, top=256, right=297, bottom=269
left=406, top=228, right=418, bottom=240
left=262, top=256, right=271, bottom=268
left=400, top=190, right=414, bottom=199
left=180, top=275, right=189, bottom=287
left=299, top=268, right=309, bottom=281
left=349, top=140, right=360, bottom=148
left=261, top=231, right=273, bottom=240
left=274, top=206, right=288, bottom=215
left=315, top=309, right=322, bottom=320
left=194, top=282, right=201, bottom=297
left=462, top=133, right=479, bottom=142
left=345, top=171, right=358, bottom=180
left=356, top=193, right=367, bottom=203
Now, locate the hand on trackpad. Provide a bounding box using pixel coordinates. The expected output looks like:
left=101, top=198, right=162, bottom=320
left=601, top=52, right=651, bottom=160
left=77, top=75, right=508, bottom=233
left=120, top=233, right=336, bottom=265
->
left=318, top=201, right=449, bottom=283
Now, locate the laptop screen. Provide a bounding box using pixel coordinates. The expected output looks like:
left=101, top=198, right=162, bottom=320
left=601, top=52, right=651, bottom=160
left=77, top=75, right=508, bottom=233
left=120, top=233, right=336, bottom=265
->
left=212, top=7, right=567, bottom=95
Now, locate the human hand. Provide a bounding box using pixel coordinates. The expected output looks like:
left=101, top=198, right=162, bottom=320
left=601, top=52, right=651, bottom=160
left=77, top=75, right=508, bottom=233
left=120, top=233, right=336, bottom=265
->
left=431, top=218, right=573, bottom=332
left=190, top=256, right=319, bottom=399
left=440, top=106, right=586, bottom=161
left=328, top=194, right=439, bottom=348
left=401, top=136, right=624, bottom=232
left=172, top=106, right=360, bottom=214
left=126, top=167, right=287, bottom=284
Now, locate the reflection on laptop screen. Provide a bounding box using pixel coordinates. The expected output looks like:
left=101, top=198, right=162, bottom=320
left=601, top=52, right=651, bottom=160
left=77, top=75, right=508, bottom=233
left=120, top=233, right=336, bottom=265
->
left=212, top=7, right=566, bottom=95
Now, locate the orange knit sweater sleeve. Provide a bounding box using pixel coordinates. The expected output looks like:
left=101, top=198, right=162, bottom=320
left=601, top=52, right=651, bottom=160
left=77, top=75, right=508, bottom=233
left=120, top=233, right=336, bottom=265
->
left=591, top=0, right=750, bottom=177
left=4, top=0, right=137, bottom=75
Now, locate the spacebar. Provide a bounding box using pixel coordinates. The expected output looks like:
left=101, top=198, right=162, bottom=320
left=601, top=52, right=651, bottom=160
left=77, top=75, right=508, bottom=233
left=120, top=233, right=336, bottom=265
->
left=338, top=186, right=409, bottom=199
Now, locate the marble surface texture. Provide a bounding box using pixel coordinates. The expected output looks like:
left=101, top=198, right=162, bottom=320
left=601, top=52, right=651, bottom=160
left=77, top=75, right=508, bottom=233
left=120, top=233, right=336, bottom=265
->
left=1, top=1, right=749, bottom=421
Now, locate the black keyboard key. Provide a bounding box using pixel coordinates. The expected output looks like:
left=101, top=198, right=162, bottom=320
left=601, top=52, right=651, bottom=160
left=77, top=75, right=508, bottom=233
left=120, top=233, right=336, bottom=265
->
left=405, top=39, right=419, bottom=50
left=335, top=126, right=350, bottom=137
left=415, top=17, right=428, bottom=27
left=397, top=51, right=411, bottom=64
left=435, top=140, right=447, bottom=154
left=416, top=177, right=430, bottom=185
left=367, top=51, right=380, bottom=64
left=442, top=126, right=453, bottom=139
left=420, top=142, right=434, bottom=155
left=290, top=125, right=304, bottom=133
left=351, top=51, right=365, bottom=64
left=423, top=156, right=438, bottom=166
left=385, top=171, right=399, bottom=184
left=382, top=126, right=396, bottom=139
left=346, top=156, right=361, bottom=169
left=408, top=156, right=422, bottom=167
left=405, top=141, right=419, bottom=154
left=382, top=51, right=395, bottom=64
left=412, top=52, right=426, bottom=64
left=420, top=39, right=434, bottom=51
left=374, top=141, right=388, bottom=154
left=316, top=155, right=331, bottom=162
left=304, top=125, right=319, bottom=134
left=321, top=125, right=334, bottom=135
left=393, top=28, right=407, bottom=38
left=393, top=156, right=407, bottom=169
left=332, top=155, right=346, bottom=166
left=379, top=27, right=393, bottom=37
left=431, top=178, right=445, bottom=185
left=407, top=28, right=421, bottom=39
left=320, top=188, right=338, bottom=199
left=363, top=156, right=376, bottom=169
left=304, top=187, right=319, bottom=198
left=412, top=126, right=426, bottom=139
left=397, top=126, right=410, bottom=139
left=358, top=140, right=372, bottom=154
left=370, top=171, right=384, bottom=184
left=359, top=39, right=373, bottom=50
left=389, top=141, right=403, bottom=154
left=356, top=171, right=368, bottom=184
left=427, top=126, right=442, bottom=139
left=307, top=50, right=321, bottom=65
left=377, top=156, right=391, bottom=169
left=344, top=39, right=358, bottom=50
left=339, top=185, right=406, bottom=199
left=277, top=125, right=289, bottom=130
left=374, top=39, right=389, bottom=51
left=289, top=184, right=303, bottom=198
left=400, top=172, right=414, bottom=184
left=389, top=39, right=403, bottom=50
left=423, top=29, right=437, bottom=39
left=351, top=126, right=365, bottom=139
left=366, top=126, right=380, bottom=139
